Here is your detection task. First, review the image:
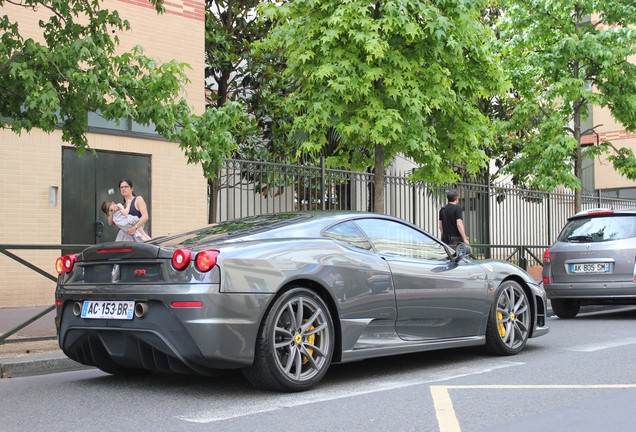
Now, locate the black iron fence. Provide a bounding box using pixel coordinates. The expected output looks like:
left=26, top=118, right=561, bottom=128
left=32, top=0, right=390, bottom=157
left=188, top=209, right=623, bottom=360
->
left=210, top=158, right=636, bottom=261
left=6, top=159, right=636, bottom=341
left=0, top=244, right=90, bottom=344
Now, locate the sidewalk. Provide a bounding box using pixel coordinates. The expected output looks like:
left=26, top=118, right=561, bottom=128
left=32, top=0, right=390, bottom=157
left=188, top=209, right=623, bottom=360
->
left=0, top=306, right=92, bottom=378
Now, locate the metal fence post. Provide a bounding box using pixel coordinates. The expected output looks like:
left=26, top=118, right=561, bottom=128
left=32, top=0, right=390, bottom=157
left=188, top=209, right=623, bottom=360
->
left=321, top=157, right=326, bottom=211
left=519, top=247, right=527, bottom=270
left=547, top=193, right=552, bottom=245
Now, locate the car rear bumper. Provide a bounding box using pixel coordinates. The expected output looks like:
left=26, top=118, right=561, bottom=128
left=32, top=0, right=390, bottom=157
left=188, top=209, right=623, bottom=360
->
left=56, top=292, right=273, bottom=372
left=545, top=282, right=636, bottom=302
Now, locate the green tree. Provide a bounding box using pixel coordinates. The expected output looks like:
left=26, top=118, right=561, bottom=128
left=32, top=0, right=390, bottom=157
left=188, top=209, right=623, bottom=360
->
left=499, top=0, right=636, bottom=212
left=1, top=0, right=242, bottom=177
left=206, top=0, right=306, bottom=221
left=473, top=4, right=532, bottom=185
left=206, top=0, right=293, bottom=160
left=260, top=0, right=504, bottom=212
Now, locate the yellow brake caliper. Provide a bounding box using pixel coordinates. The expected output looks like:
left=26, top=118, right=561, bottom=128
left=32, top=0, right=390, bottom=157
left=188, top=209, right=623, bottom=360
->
left=498, top=311, right=515, bottom=338
left=302, top=320, right=315, bottom=365
left=497, top=311, right=506, bottom=338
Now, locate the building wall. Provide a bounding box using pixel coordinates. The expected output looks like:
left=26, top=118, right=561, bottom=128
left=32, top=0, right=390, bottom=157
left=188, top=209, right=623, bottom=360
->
left=0, top=0, right=207, bottom=307
left=585, top=105, right=636, bottom=191
left=583, top=19, right=636, bottom=192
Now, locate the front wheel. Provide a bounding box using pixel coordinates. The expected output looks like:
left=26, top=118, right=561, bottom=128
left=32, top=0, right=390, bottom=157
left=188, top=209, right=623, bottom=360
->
left=243, top=287, right=334, bottom=392
left=485, top=281, right=530, bottom=356
left=551, top=299, right=580, bottom=318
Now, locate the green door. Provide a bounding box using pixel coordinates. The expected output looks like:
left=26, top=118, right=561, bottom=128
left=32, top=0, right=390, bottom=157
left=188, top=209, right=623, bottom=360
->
left=62, top=148, right=151, bottom=252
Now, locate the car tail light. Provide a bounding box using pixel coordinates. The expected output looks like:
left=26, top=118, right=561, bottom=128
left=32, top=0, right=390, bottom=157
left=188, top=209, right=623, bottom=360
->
left=543, top=249, right=551, bottom=264
left=172, top=248, right=192, bottom=271
left=542, top=249, right=551, bottom=284
left=171, top=301, right=203, bottom=308
left=97, top=247, right=133, bottom=254
left=195, top=250, right=219, bottom=272
left=587, top=210, right=614, bottom=216
left=55, top=254, right=76, bottom=275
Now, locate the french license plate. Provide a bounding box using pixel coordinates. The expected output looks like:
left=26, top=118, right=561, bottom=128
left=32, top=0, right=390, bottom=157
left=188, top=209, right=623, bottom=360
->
left=570, top=263, right=610, bottom=274
left=81, top=301, right=135, bottom=320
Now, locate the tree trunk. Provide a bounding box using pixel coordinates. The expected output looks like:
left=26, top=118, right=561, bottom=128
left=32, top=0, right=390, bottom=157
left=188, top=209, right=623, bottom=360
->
left=574, top=123, right=583, bottom=214
left=573, top=56, right=583, bottom=214
left=208, top=177, right=220, bottom=223
left=572, top=10, right=584, bottom=214
left=373, top=144, right=385, bottom=214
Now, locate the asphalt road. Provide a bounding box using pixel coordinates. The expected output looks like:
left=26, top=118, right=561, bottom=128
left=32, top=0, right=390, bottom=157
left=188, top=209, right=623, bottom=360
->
left=1, top=306, right=635, bottom=432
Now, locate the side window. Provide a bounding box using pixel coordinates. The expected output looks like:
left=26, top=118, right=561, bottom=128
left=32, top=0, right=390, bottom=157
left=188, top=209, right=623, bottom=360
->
left=323, top=221, right=373, bottom=251
left=354, top=218, right=448, bottom=261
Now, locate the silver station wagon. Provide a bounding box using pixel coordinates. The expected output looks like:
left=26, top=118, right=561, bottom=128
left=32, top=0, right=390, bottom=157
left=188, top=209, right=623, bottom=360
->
left=543, top=208, right=636, bottom=318
left=55, top=211, right=549, bottom=391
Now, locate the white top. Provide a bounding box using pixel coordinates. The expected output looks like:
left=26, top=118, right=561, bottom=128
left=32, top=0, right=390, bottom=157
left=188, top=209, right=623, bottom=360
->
left=112, top=211, right=146, bottom=242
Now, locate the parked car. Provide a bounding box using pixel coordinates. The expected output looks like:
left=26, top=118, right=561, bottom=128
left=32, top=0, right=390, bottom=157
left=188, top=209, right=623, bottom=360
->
left=543, top=208, right=636, bottom=318
left=55, top=211, right=549, bottom=392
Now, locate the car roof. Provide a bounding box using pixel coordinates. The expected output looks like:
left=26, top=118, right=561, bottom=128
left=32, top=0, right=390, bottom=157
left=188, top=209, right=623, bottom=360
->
left=154, top=211, right=407, bottom=247
left=569, top=207, right=636, bottom=220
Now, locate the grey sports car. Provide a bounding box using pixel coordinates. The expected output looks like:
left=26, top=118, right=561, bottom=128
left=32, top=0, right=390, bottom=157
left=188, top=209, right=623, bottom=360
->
left=55, top=211, right=549, bottom=391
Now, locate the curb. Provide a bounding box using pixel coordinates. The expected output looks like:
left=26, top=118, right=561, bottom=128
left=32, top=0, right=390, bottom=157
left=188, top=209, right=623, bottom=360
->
left=0, top=352, right=94, bottom=378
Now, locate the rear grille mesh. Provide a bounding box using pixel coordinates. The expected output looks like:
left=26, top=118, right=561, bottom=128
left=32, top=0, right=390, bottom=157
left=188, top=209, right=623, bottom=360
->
left=66, top=330, right=197, bottom=375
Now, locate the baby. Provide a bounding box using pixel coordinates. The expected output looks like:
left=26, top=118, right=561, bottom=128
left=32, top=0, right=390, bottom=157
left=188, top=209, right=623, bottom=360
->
left=101, top=201, right=151, bottom=241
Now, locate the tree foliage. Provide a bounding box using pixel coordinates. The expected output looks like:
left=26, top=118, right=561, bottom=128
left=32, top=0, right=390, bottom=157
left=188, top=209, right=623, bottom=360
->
left=1, top=0, right=242, bottom=177
left=206, top=0, right=297, bottom=161
left=260, top=0, right=505, bottom=211
left=498, top=0, right=636, bottom=210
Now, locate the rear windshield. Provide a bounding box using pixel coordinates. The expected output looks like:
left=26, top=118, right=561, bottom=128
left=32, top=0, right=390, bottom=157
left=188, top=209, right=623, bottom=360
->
left=558, top=215, right=636, bottom=242
left=158, top=213, right=309, bottom=247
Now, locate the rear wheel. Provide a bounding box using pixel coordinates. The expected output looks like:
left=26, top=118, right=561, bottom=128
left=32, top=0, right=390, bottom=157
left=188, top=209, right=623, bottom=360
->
left=485, top=281, right=530, bottom=355
left=243, top=287, right=334, bottom=392
left=551, top=299, right=580, bottom=318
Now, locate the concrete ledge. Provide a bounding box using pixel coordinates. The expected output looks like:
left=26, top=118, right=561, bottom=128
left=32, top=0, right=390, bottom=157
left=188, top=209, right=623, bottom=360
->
left=0, top=353, right=94, bottom=378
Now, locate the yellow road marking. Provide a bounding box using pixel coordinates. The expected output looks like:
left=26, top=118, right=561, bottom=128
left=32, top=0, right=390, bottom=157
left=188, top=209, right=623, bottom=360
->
left=430, top=386, right=461, bottom=432
left=431, top=384, right=636, bottom=432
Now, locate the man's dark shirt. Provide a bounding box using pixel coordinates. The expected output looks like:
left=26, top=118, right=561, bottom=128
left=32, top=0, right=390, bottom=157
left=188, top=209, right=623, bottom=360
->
left=439, top=203, right=463, bottom=244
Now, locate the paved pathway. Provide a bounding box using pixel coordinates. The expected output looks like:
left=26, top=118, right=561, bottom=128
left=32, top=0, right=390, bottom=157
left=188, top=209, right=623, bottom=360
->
left=0, top=306, right=57, bottom=338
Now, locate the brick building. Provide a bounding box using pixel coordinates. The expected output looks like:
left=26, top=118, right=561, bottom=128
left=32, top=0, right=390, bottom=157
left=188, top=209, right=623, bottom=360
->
left=581, top=106, right=636, bottom=198
left=0, top=0, right=208, bottom=307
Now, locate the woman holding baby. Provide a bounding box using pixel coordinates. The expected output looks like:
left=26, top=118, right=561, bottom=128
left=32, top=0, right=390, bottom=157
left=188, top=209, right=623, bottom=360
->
left=107, top=179, right=150, bottom=242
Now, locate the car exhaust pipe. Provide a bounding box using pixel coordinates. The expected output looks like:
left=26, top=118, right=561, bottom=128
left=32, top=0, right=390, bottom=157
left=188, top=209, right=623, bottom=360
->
left=135, top=302, right=148, bottom=318
left=73, top=302, right=82, bottom=316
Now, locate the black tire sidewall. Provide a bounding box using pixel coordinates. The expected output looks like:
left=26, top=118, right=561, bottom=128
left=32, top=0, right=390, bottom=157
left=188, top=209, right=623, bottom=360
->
left=551, top=299, right=581, bottom=319
left=485, top=280, right=529, bottom=356
left=260, top=287, right=334, bottom=391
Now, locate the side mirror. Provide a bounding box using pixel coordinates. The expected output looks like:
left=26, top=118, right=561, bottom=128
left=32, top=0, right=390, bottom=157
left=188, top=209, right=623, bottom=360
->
left=455, top=243, right=471, bottom=259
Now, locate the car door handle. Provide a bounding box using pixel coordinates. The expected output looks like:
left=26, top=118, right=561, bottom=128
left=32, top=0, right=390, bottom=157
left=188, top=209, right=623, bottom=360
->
left=95, top=221, right=104, bottom=238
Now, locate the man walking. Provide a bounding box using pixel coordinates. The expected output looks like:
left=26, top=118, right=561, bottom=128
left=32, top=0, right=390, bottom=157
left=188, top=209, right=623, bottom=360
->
left=438, top=189, right=469, bottom=247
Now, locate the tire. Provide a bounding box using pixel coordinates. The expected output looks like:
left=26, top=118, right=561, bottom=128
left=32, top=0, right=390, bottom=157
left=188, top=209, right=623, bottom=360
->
left=242, top=287, right=334, bottom=392
left=485, top=281, right=531, bottom=356
left=551, top=299, right=580, bottom=319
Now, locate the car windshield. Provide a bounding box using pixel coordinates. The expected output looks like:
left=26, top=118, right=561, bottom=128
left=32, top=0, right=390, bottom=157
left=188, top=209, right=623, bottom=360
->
left=557, top=215, right=636, bottom=242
